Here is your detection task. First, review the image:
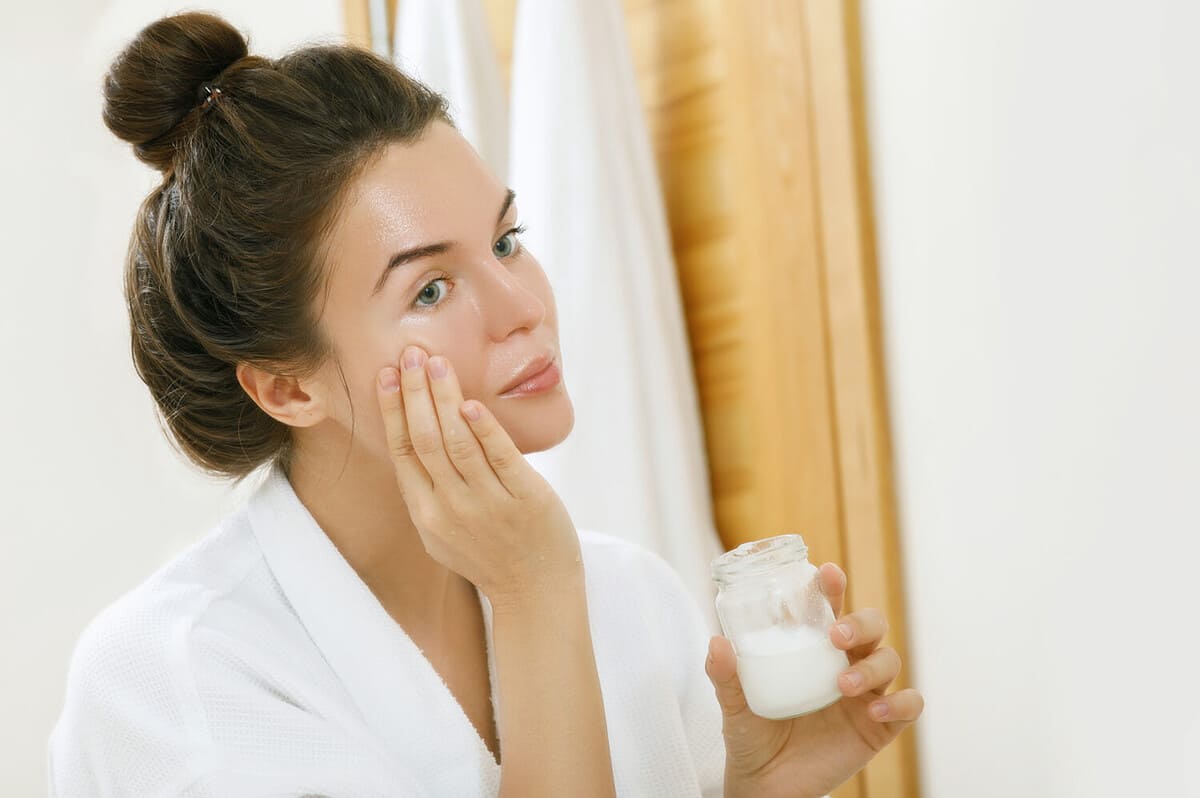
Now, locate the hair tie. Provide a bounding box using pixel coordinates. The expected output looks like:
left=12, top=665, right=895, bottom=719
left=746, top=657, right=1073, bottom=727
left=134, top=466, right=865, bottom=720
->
left=199, top=84, right=224, bottom=114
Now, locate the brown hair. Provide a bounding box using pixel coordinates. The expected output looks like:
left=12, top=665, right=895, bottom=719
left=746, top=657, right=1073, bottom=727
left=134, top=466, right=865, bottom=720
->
left=101, top=11, right=453, bottom=484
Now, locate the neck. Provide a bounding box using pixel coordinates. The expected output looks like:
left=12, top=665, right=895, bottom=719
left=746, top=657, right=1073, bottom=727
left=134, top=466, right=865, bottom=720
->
left=283, top=439, right=474, bottom=638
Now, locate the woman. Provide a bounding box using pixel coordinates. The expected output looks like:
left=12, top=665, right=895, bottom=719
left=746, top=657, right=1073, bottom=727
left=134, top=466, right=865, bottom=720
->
left=48, top=11, right=923, bottom=797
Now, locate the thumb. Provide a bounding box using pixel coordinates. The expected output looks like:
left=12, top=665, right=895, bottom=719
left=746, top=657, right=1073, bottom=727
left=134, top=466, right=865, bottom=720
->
left=706, top=634, right=779, bottom=769
left=705, top=635, right=750, bottom=719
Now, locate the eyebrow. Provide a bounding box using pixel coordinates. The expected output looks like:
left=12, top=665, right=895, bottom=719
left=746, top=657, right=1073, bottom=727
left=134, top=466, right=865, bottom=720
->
left=370, top=188, right=517, bottom=297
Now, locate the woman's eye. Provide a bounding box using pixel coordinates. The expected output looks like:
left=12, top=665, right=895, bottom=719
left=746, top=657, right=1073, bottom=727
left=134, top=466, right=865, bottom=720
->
left=494, top=224, right=527, bottom=259
left=411, top=226, right=526, bottom=312
left=413, top=277, right=451, bottom=308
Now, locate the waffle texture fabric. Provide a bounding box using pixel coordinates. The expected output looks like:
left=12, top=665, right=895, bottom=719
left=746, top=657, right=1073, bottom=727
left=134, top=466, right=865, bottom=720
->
left=47, top=461, right=726, bottom=797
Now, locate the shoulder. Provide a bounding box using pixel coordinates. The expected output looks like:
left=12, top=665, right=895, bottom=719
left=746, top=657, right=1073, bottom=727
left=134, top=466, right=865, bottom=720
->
left=55, top=505, right=277, bottom=699
left=575, top=527, right=711, bottom=675
left=63, top=510, right=262, bottom=676
left=49, top=506, right=402, bottom=795
left=48, top=513, right=264, bottom=787
left=576, top=526, right=696, bottom=603
left=576, top=523, right=691, bottom=597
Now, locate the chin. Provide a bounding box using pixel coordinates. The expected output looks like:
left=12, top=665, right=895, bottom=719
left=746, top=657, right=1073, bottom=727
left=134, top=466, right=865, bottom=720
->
left=500, top=389, right=575, bottom=454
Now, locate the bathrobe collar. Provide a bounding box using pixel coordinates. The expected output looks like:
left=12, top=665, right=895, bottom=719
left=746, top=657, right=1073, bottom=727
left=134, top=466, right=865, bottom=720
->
left=245, top=461, right=502, bottom=794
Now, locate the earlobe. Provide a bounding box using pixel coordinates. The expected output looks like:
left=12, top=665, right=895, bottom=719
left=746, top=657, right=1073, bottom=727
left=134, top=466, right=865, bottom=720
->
left=235, top=362, right=327, bottom=428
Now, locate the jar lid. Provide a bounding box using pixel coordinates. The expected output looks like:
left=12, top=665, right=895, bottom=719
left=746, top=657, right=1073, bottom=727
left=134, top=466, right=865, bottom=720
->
left=711, top=533, right=809, bottom=585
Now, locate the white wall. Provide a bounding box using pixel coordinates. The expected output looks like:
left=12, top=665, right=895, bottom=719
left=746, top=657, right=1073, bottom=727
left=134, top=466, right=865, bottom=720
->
left=860, top=2, right=1200, bottom=796
left=0, top=3, right=340, bottom=796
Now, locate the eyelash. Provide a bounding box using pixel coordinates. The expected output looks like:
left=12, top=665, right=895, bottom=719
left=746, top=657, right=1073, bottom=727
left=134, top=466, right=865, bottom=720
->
left=411, top=225, right=528, bottom=311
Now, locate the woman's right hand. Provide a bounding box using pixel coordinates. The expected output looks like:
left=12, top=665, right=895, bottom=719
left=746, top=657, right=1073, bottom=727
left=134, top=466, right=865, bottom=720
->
left=375, top=344, right=583, bottom=608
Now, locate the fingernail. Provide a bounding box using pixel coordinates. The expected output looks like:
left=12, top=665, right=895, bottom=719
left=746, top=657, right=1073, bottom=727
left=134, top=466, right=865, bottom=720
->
left=463, top=402, right=481, bottom=421
left=836, top=623, right=853, bottom=643
left=403, top=347, right=424, bottom=371
left=842, top=671, right=863, bottom=690
left=428, top=356, right=447, bottom=379
left=379, top=368, right=399, bottom=392
left=871, top=701, right=889, bottom=720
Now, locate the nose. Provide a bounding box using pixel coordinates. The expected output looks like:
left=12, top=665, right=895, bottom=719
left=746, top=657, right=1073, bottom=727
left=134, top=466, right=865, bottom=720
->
left=475, top=255, right=547, bottom=341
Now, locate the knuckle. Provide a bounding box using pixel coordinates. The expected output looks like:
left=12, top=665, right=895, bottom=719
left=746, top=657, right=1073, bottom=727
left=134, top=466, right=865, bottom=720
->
left=876, top=646, right=901, bottom=677
left=445, top=433, right=477, bottom=462
left=891, top=689, right=919, bottom=719
left=488, top=448, right=519, bottom=472
left=411, top=429, right=443, bottom=456
left=411, top=504, right=439, bottom=532
left=389, top=436, right=418, bottom=460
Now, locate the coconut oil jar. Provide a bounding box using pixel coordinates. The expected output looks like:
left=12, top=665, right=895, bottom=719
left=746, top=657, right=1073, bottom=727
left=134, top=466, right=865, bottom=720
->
left=711, top=534, right=849, bottom=719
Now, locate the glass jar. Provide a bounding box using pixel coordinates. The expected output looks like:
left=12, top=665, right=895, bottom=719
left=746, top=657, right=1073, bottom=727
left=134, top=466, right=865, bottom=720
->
left=711, top=534, right=849, bottom=719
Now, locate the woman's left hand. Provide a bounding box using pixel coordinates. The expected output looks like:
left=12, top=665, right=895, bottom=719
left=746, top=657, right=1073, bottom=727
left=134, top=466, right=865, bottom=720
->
left=704, top=563, right=924, bottom=798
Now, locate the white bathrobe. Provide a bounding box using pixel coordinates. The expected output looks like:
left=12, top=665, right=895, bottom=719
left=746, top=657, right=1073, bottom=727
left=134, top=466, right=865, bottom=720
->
left=46, top=461, right=726, bottom=797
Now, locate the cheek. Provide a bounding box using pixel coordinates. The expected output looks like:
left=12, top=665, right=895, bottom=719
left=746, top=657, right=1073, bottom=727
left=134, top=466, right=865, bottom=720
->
left=439, top=347, right=486, bottom=400
left=380, top=330, right=487, bottom=402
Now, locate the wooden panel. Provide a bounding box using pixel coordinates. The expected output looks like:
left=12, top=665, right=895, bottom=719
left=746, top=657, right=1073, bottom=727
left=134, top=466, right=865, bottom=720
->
left=705, top=5, right=857, bottom=792
left=801, top=3, right=921, bottom=796
left=365, top=2, right=918, bottom=796
left=343, top=0, right=372, bottom=49
left=709, top=0, right=844, bottom=558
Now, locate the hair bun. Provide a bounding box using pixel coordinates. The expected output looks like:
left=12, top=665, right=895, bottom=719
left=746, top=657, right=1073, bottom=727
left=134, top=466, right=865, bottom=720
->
left=101, top=11, right=249, bottom=172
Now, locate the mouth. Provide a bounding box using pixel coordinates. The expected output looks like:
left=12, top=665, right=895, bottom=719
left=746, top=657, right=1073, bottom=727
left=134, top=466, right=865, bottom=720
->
left=498, top=355, right=561, bottom=398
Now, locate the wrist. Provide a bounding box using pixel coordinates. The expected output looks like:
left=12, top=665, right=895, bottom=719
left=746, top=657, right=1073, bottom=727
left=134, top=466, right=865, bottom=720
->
left=486, top=564, right=587, bottom=618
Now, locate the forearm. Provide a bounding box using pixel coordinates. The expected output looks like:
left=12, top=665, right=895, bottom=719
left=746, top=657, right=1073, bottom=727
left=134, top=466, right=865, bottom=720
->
left=490, top=572, right=616, bottom=798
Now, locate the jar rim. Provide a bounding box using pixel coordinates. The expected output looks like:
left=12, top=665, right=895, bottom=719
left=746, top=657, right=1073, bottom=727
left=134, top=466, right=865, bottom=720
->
left=711, top=534, right=809, bottom=584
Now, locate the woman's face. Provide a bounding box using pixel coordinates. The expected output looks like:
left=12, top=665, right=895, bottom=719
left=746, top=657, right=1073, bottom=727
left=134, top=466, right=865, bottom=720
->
left=309, top=120, right=573, bottom=463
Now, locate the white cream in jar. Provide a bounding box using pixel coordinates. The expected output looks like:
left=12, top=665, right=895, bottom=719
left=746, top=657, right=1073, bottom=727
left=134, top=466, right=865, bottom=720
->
left=734, top=624, right=848, bottom=718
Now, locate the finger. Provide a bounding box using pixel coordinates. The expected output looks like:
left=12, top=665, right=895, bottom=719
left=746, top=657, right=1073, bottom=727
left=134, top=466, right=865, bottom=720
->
left=867, top=687, right=925, bottom=725
left=704, top=635, right=784, bottom=772
left=377, top=366, right=434, bottom=506
left=830, top=607, right=889, bottom=661
left=818, top=562, right=846, bottom=617
left=457, top=398, right=536, bottom=499
left=704, top=635, right=751, bottom=720
left=400, top=346, right=465, bottom=489
left=426, top=355, right=502, bottom=491
left=837, top=645, right=902, bottom=698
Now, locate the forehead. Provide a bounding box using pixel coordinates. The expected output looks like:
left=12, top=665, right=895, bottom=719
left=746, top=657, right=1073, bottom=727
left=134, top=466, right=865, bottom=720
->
left=326, top=121, right=504, bottom=268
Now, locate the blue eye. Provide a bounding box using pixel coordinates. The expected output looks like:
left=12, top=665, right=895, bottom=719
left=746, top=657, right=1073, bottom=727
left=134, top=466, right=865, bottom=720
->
left=410, top=225, right=523, bottom=312
left=494, top=224, right=527, bottom=259
left=413, top=276, right=451, bottom=308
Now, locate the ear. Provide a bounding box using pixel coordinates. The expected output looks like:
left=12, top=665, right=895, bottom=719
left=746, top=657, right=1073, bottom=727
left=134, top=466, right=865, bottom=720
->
left=236, top=361, right=330, bottom=428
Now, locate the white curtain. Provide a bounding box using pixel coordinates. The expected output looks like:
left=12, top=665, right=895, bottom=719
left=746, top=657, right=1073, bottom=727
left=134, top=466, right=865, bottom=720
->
left=508, top=0, right=723, bottom=632
left=393, top=0, right=508, bottom=180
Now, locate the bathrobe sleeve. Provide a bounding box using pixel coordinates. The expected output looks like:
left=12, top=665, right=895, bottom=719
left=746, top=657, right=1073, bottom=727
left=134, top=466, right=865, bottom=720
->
left=629, top=545, right=727, bottom=798
left=46, top=599, right=423, bottom=798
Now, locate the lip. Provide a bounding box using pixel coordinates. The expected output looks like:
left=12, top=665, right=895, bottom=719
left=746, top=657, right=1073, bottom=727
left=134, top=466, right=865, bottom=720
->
left=498, top=352, right=559, bottom=397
